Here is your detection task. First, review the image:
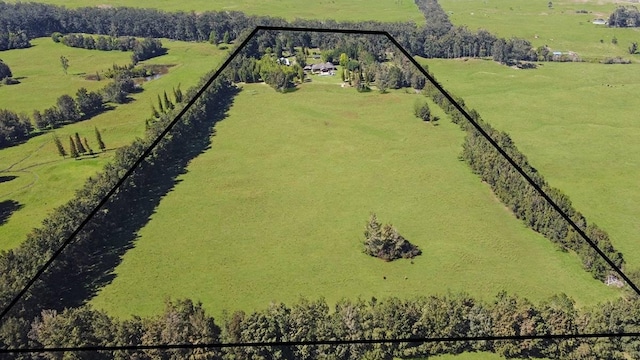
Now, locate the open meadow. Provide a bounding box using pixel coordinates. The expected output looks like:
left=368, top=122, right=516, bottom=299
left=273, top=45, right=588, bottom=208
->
left=6, top=0, right=425, bottom=24
left=90, top=80, right=619, bottom=320
left=439, top=0, right=640, bottom=60
left=0, top=38, right=227, bottom=249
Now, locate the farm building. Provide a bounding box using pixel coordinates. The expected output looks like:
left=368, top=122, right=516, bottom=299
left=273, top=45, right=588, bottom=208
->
left=592, top=18, right=607, bottom=25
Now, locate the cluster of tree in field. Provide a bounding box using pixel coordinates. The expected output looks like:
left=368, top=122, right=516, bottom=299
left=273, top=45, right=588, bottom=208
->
left=0, top=59, right=12, bottom=81
left=0, top=30, right=29, bottom=51
left=0, top=0, right=539, bottom=66
left=421, top=69, right=623, bottom=281
left=13, top=292, right=640, bottom=360
left=52, top=33, right=167, bottom=63
left=148, top=87, right=184, bottom=127
left=226, top=54, right=302, bottom=92
left=0, top=109, right=31, bottom=148
left=51, top=128, right=105, bottom=159
left=102, top=63, right=153, bottom=80
left=608, top=6, right=640, bottom=27
left=363, top=213, right=421, bottom=261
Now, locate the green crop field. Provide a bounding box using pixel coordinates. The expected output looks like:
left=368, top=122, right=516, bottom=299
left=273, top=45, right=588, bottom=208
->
left=419, top=57, right=640, bottom=272
left=7, top=0, right=425, bottom=24
left=0, top=38, right=227, bottom=249
left=439, top=0, right=640, bottom=61
left=90, top=81, right=618, bottom=320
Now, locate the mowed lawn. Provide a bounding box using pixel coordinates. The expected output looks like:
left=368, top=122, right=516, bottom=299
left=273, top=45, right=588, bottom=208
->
left=7, top=0, right=425, bottom=24
left=0, top=39, right=227, bottom=249
left=91, top=82, right=618, bottom=320
left=439, top=0, right=640, bottom=60
left=420, top=57, right=640, bottom=272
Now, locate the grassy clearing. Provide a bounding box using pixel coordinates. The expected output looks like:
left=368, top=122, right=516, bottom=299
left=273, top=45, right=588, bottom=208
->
left=91, top=81, right=618, bottom=320
left=419, top=57, right=640, bottom=272
left=0, top=37, right=132, bottom=114
left=439, top=0, right=640, bottom=60
left=7, top=0, right=424, bottom=24
left=0, top=39, right=227, bottom=249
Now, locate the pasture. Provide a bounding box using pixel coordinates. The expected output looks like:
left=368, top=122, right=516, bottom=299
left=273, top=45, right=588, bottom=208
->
left=0, top=39, right=227, bottom=249
left=419, top=57, right=640, bottom=272
left=439, top=0, right=640, bottom=61
left=91, top=81, right=618, bottom=320
left=6, top=0, right=425, bottom=24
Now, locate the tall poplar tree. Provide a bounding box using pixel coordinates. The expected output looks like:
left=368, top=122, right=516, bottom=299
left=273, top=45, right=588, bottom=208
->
left=94, top=126, right=106, bottom=152
left=69, top=136, right=79, bottom=158
left=53, top=134, right=66, bottom=158
left=74, top=132, right=86, bottom=154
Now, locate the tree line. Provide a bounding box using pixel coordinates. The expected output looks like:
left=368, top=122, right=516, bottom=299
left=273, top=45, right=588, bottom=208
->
left=0, top=76, right=136, bottom=149
left=52, top=33, right=167, bottom=63
left=421, top=68, right=623, bottom=282
left=14, top=292, right=640, bottom=359
left=0, top=0, right=538, bottom=66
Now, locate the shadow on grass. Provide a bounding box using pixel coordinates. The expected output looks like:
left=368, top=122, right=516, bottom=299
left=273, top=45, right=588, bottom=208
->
left=28, top=85, right=241, bottom=313
left=0, top=200, right=22, bottom=226
left=0, top=176, right=17, bottom=184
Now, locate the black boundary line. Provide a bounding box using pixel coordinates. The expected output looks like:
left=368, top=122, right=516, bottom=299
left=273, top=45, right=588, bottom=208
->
left=2, top=332, right=640, bottom=355
left=1, top=25, right=638, bottom=353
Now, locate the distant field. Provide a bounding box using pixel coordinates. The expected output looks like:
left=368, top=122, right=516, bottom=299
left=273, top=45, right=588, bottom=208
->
left=91, top=81, right=618, bottom=320
left=0, top=39, right=227, bottom=249
left=0, top=38, right=132, bottom=114
left=420, top=57, right=640, bottom=272
left=439, top=0, right=640, bottom=60
left=7, top=0, right=424, bottom=24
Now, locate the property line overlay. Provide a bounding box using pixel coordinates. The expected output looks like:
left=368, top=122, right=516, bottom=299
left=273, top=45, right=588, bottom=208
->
left=2, top=332, right=640, bottom=355
left=1, top=26, right=638, bottom=354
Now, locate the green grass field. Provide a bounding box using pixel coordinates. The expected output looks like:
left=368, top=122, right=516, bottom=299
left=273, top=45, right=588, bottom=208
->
left=7, top=0, right=424, bottom=24
left=0, top=39, right=227, bottom=249
left=90, top=81, right=618, bottom=320
left=439, top=0, right=640, bottom=60
left=419, top=57, right=640, bottom=272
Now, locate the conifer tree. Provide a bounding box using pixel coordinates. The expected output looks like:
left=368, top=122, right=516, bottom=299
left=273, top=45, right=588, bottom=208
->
left=173, top=85, right=183, bottom=103
left=52, top=134, right=66, bottom=158
left=94, top=126, right=106, bottom=152
left=163, top=91, right=174, bottom=110
left=74, top=132, right=86, bottom=154
left=83, top=137, right=93, bottom=155
left=69, top=136, right=79, bottom=158
left=157, top=94, right=164, bottom=113
left=151, top=104, right=159, bottom=118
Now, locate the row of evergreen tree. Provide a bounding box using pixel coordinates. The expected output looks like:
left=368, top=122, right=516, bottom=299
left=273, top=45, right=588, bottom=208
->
left=53, top=33, right=167, bottom=63
left=52, top=129, right=106, bottom=159
left=421, top=68, right=623, bottom=281
left=0, top=0, right=537, bottom=66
